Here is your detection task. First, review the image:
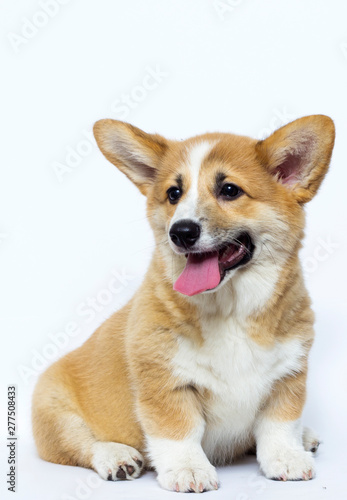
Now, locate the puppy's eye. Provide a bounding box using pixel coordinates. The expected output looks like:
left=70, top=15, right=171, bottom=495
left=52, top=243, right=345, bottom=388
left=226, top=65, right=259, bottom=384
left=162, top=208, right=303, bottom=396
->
left=167, top=186, right=182, bottom=204
left=220, top=183, right=243, bottom=200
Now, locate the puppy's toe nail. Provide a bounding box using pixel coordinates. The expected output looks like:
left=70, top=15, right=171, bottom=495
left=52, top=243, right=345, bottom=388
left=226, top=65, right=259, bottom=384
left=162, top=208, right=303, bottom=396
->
left=135, top=458, right=143, bottom=468
left=175, top=482, right=179, bottom=492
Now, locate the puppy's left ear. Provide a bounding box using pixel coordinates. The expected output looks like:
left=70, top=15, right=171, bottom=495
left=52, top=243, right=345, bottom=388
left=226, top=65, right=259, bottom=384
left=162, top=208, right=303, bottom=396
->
left=256, top=115, right=335, bottom=203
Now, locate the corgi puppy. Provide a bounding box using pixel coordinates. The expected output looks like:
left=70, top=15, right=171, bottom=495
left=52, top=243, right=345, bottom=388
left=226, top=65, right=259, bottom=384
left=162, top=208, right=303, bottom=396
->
left=32, top=115, right=335, bottom=493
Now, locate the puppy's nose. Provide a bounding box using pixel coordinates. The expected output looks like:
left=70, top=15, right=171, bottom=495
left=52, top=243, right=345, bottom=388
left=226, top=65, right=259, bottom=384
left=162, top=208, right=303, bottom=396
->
left=169, top=220, right=201, bottom=249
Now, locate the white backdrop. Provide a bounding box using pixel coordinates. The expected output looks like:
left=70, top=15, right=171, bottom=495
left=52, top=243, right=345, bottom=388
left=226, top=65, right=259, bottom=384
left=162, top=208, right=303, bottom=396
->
left=1, top=1, right=347, bottom=499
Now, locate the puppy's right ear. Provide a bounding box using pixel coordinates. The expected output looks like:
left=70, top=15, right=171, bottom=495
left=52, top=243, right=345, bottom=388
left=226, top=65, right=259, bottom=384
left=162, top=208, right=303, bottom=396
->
left=93, top=119, right=168, bottom=196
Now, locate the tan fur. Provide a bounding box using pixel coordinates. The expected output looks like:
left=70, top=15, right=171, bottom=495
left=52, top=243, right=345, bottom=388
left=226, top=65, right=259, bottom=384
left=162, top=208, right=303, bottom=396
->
left=32, top=115, right=335, bottom=480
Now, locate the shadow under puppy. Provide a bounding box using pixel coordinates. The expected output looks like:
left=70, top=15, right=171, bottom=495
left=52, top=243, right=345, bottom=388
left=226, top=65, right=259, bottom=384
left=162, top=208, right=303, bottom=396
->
left=32, top=115, right=335, bottom=493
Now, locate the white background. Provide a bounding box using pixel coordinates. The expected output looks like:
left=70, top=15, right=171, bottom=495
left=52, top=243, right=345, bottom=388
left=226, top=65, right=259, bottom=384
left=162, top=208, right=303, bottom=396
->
left=1, top=0, right=347, bottom=499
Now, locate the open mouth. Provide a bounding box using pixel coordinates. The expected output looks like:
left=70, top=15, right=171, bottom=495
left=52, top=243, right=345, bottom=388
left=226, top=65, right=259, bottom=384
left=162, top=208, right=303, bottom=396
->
left=173, top=233, right=254, bottom=297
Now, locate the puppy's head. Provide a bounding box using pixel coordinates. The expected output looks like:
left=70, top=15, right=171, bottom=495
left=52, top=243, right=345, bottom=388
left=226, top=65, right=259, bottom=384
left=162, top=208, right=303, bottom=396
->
left=94, top=116, right=335, bottom=297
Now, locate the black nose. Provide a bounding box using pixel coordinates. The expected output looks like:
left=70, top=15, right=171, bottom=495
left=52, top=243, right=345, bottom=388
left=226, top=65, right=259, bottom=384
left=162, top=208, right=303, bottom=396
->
left=169, top=220, right=201, bottom=249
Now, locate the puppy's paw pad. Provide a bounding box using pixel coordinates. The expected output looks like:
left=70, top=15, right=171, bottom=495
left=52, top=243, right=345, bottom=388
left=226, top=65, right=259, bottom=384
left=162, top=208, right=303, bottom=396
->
left=158, top=465, right=219, bottom=493
left=261, top=449, right=315, bottom=481
left=91, top=442, right=144, bottom=481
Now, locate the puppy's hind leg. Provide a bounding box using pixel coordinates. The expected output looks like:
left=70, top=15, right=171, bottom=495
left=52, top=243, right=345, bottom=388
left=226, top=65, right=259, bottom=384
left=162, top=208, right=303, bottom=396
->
left=303, top=426, right=320, bottom=453
left=33, top=403, right=145, bottom=481
left=32, top=371, right=144, bottom=481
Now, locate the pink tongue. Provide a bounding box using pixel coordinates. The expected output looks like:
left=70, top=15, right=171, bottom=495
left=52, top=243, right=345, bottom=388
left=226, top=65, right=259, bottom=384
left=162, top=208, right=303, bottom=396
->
left=173, top=252, right=221, bottom=296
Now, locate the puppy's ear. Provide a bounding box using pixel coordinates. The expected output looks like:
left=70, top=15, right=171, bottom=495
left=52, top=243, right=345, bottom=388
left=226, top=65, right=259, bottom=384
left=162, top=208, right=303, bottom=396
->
left=93, top=119, right=168, bottom=196
left=256, top=115, right=335, bottom=203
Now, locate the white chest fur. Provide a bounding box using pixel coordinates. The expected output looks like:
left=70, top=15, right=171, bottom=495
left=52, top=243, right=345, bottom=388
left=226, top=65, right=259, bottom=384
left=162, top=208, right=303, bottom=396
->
left=172, top=313, right=305, bottom=462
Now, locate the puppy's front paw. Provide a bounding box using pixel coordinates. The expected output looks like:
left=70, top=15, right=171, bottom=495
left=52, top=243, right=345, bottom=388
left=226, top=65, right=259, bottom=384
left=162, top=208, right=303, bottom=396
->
left=158, top=464, right=219, bottom=493
left=260, top=448, right=315, bottom=481
left=91, top=442, right=144, bottom=481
